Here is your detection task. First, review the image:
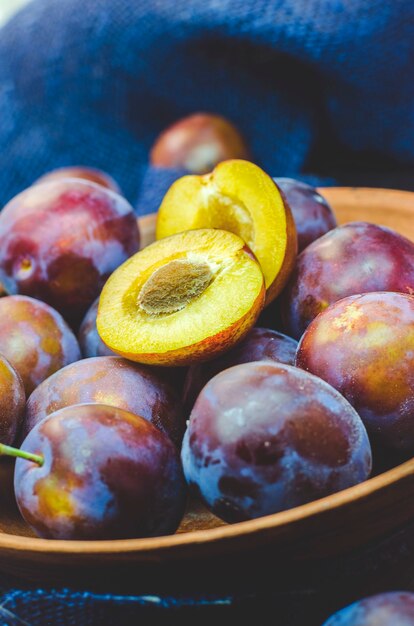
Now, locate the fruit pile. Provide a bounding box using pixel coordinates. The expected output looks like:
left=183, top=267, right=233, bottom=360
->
left=0, top=113, right=413, bottom=543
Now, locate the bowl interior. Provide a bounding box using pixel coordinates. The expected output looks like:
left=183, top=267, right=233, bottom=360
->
left=2, top=186, right=414, bottom=562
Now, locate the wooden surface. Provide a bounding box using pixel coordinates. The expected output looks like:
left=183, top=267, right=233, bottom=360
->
left=2, top=187, right=414, bottom=616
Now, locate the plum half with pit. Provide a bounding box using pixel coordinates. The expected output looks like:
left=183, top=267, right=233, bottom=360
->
left=296, top=291, right=414, bottom=452
left=182, top=362, right=371, bottom=523
left=282, top=221, right=414, bottom=339
left=275, top=178, right=337, bottom=251
left=23, top=356, right=184, bottom=447
left=0, top=179, right=140, bottom=327
left=13, top=404, right=187, bottom=540
left=183, top=327, right=297, bottom=414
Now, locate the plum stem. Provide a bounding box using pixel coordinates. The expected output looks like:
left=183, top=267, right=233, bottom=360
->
left=0, top=443, right=44, bottom=466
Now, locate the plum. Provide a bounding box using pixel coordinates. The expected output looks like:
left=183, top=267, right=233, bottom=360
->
left=23, top=356, right=184, bottom=446
left=78, top=297, right=114, bottom=358
left=183, top=327, right=297, bottom=414
left=296, top=291, right=414, bottom=452
left=282, top=221, right=414, bottom=339
left=150, top=113, right=249, bottom=174
left=323, top=591, right=414, bottom=625
left=0, top=356, right=25, bottom=446
left=0, top=179, right=140, bottom=327
left=14, top=404, right=186, bottom=540
left=275, top=178, right=337, bottom=251
left=0, top=295, right=81, bottom=395
left=78, top=300, right=188, bottom=395
left=78, top=302, right=191, bottom=397
left=181, top=362, right=371, bottom=523
left=35, top=166, right=122, bottom=194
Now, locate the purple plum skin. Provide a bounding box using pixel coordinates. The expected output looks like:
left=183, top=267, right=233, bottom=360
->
left=181, top=362, right=372, bottom=523
left=0, top=355, right=25, bottom=445
left=23, top=356, right=185, bottom=447
left=282, top=221, right=414, bottom=340
left=183, top=327, right=298, bottom=414
left=275, top=178, right=337, bottom=252
left=0, top=179, right=140, bottom=327
left=296, top=291, right=414, bottom=452
left=323, top=592, right=414, bottom=625
left=14, top=404, right=187, bottom=540
left=0, top=295, right=81, bottom=395
left=78, top=297, right=114, bottom=358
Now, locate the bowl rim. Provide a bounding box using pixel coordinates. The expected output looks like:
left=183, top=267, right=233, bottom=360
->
left=2, top=455, right=414, bottom=555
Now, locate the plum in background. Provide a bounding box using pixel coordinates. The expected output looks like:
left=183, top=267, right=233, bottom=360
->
left=183, top=327, right=297, bottom=414
left=35, top=166, right=122, bottom=194
left=182, top=362, right=371, bottom=523
left=0, top=179, right=140, bottom=327
left=275, top=178, right=337, bottom=251
left=296, top=291, right=414, bottom=453
left=323, top=591, right=414, bottom=625
left=14, top=404, right=187, bottom=540
left=282, top=221, right=414, bottom=339
left=150, top=112, right=250, bottom=174
left=23, top=356, right=185, bottom=447
left=0, top=295, right=81, bottom=395
left=0, top=356, right=25, bottom=446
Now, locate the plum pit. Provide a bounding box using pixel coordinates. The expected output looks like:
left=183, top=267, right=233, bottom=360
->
left=138, top=258, right=214, bottom=315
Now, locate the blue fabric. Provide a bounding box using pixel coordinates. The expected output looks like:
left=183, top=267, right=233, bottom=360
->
left=0, top=0, right=413, bottom=214
left=0, top=0, right=414, bottom=623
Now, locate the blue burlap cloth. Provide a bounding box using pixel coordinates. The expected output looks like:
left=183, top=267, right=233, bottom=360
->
left=1, top=0, right=414, bottom=212
left=0, top=0, right=414, bottom=623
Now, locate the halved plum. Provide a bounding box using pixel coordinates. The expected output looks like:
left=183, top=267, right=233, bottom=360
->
left=97, top=229, right=265, bottom=366
left=156, top=160, right=297, bottom=304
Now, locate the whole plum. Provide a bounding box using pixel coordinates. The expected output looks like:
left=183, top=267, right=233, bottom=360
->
left=323, top=591, right=414, bottom=625
left=0, top=355, right=25, bottom=446
left=275, top=178, right=337, bottom=251
left=14, top=404, right=187, bottom=540
left=282, top=221, right=414, bottom=339
left=150, top=113, right=249, bottom=174
left=183, top=327, right=297, bottom=414
left=296, top=291, right=414, bottom=452
left=0, top=295, right=81, bottom=395
left=23, top=356, right=184, bottom=446
left=0, top=179, right=140, bottom=327
left=35, top=166, right=122, bottom=194
left=182, top=362, right=371, bottom=523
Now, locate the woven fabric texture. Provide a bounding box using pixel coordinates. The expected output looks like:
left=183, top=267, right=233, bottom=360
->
left=0, top=0, right=413, bottom=213
left=0, top=0, right=413, bottom=623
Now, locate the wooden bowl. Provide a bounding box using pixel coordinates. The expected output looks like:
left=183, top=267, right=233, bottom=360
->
left=2, top=187, right=414, bottom=609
